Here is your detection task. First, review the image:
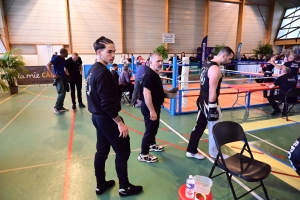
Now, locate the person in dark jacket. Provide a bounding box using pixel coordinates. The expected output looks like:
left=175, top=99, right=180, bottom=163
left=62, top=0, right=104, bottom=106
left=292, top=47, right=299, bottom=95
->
left=130, top=64, right=148, bottom=107
left=86, top=36, right=142, bottom=197
left=266, top=67, right=297, bottom=115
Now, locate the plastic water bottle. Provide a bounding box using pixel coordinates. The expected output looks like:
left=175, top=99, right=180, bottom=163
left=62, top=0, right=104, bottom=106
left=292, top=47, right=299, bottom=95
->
left=185, top=175, right=195, bottom=199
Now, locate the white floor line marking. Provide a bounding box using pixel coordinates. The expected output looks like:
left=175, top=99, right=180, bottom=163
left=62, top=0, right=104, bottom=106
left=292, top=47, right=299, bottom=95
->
left=0, top=149, right=142, bottom=174
left=0, top=87, right=47, bottom=135
left=246, top=132, right=289, bottom=153
left=160, top=119, right=263, bottom=200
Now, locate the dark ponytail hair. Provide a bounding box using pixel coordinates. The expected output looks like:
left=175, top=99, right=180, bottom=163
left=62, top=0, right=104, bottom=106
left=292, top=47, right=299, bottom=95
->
left=93, top=36, right=114, bottom=52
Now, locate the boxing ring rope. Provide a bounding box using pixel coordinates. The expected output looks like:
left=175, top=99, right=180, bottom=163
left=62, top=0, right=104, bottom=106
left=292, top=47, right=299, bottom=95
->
left=162, top=58, right=282, bottom=115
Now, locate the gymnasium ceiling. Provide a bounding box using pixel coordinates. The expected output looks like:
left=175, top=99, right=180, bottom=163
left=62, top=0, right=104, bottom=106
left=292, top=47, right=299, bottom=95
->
left=274, top=0, right=300, bottom=9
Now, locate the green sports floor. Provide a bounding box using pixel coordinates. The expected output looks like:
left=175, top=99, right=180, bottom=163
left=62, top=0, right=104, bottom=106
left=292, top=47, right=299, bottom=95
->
left=0, top=85, right=300, bottom=200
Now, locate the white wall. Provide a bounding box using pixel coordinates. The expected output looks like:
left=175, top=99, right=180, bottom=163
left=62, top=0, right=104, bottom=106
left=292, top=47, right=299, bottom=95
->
left=208, top=2, right=239, bottom=50
left=69, top=0, right=122, bottom=54
left=4, top=0, right=68, bottom=45
left=168, top=0, right=205, bottom=53
left=2, top=0, right=279, bottom=61
left=123, top=0, right=165, bottom=53
left=242, top=5, right=269, bottom=53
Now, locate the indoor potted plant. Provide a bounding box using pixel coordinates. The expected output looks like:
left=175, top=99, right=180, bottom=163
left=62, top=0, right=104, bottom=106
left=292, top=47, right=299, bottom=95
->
left=154, top=44, right=168, bottom=60
left=0, top=48, right=26, bottom=95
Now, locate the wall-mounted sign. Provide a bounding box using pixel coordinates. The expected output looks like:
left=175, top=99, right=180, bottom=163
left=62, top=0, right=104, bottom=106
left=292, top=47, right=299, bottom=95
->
left=162, top=33, right=175, bottom=43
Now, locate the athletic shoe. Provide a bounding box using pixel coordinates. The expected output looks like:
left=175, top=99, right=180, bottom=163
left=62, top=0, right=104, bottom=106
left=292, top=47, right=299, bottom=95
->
left=134, top=103, right=141, bottom=108
left=149, top=144, right=164, bottom=152
left=72, top=104, right=76, bottom=110
left=210, top=154, right=229, bottom=160
left=138, top=153, right=158, bottom=163
left=96, top=180, right=115, bottom=195
left=186, top=152, right=205, bottom=160
left=79, top=103, right=86, bottom=108
left=53, top=107, right=61, bottom=114
left=271, top=110, right=281, bottom=115
left=119, top=183, right=143, bottom=197
left=60, top=107, right=69, bottom=112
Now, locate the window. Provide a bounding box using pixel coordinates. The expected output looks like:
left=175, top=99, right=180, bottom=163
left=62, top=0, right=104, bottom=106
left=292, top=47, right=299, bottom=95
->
left=276, top=7, right=300, bottom=40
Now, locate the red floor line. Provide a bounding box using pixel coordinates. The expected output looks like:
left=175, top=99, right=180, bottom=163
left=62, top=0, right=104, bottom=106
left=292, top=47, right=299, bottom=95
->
left=271, top=170, right=300, bottom=178
left=62, top=110, right=76, bottom=200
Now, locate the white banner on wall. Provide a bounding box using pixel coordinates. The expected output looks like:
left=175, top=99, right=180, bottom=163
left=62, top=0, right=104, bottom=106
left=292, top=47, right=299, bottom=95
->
left=162, top=33, right=175, bottom=43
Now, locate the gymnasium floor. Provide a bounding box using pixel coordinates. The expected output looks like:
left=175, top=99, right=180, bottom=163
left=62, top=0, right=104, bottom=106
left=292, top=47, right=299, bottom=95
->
left=0, top=84, right=300, bottom=200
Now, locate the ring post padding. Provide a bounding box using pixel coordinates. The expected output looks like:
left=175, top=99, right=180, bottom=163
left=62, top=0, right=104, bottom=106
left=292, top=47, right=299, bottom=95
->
left=181, top=57, right=189, bottom=108
left=171, top=56, right=178, bottom=115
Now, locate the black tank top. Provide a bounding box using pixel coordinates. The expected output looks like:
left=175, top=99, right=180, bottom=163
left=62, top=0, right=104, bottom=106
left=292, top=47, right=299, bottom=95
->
left=264, top=63, right=274, bottom=73
left=199, top=61, right=222, bottom=99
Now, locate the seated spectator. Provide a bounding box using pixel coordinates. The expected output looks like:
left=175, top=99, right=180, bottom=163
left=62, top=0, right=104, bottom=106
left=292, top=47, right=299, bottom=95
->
left=127, top=54, right=133, bottom=64
left=241, top=54, right=247, bottom=61
left=257, top=54, right=262, bottom=61
left=266, top=67, right=297, bottom=115
left=119, top=64, right=134, bottom=100
left=119, top=54, right=128, bottom=64
left=136, top=55, right=145, bottom=66
left=169, top=54, right=179, bottom=62
left=165, top=61, right=173, bottom=83
left=189, top=54, right=198, bottom=62
left=207, top=53, right=213, bottom=61
left=130, top=64, right=149, bottom=107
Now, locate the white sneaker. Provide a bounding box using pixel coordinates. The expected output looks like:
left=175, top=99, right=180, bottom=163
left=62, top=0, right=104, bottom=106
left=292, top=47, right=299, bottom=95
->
left=210, top=154, right=229, bottom=159
left=138, top=153, right=158, bottom=163
left=186, top=152, right=205, bottom=160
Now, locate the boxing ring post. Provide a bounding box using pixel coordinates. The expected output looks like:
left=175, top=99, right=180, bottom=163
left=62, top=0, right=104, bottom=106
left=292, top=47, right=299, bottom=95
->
left=170, top=56, right=178, bottom=116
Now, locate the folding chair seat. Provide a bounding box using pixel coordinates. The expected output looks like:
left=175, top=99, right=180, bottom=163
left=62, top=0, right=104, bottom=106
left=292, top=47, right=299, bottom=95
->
left=121, top=92, right=130, bottom=103
left=209, top=121, right=271, bottom=200
left=282, top=88, right=300, bottom=121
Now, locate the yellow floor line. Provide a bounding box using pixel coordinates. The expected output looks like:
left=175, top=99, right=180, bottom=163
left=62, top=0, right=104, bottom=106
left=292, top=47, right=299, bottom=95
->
left=23, top=89, right=69, bottom=101
left=0, top=85, right=30, bottom=105
left=204, top=118, right=300, bottom=191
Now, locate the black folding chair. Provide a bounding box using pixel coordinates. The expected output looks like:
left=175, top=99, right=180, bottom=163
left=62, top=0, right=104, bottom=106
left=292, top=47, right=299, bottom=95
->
left=209, top=121, right=271, bottom=200
left=283, top=88, right=300, bottom=121
left=121, top=92, right=130, bottom=103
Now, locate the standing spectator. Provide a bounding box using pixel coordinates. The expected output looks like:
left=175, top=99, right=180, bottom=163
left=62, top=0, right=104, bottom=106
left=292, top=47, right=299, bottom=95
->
left=46, top=48, right=69, bottom=114
left=52, top=52, right=58, bottom=59
left=86, top=36, right=142, bottom=196
left=272, top=54, right=300, bottom=82
left=65, top=53, right=85, bottom=109
left=130, top=64, right=149, bottom=107
left=138, top=53, right=165, bottom=163
left=186, top=47, right=234, bottom=159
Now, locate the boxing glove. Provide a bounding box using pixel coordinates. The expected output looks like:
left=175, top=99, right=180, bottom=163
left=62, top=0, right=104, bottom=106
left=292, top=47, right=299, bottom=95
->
left=207, top=102, right=219, bottom=121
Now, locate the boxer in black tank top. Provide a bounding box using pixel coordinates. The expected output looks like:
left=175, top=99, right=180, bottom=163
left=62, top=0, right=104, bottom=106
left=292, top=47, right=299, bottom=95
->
left=186, top=47, right=234, bottom=159
left=263, top=54, right=277, bottom=97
